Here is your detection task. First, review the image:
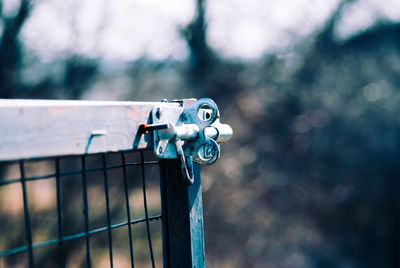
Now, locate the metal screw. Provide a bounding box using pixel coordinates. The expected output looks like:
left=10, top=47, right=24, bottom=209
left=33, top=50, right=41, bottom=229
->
left=159, top=146, right=163, bottom=154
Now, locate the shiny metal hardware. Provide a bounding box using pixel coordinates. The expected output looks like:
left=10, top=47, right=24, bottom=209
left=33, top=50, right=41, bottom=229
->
left=141, top=98, right=232, bottom=184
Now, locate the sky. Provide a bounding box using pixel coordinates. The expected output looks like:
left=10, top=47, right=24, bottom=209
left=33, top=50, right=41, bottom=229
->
left=3, top=0, right=400, bottom=61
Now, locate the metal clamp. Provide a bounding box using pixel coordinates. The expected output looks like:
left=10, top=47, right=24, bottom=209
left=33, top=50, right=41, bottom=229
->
left=141, top=98, right=232, bottom=184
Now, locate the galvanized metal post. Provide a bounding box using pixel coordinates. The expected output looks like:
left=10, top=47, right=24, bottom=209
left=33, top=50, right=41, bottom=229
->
left=160, top=160, right=205, bottom=268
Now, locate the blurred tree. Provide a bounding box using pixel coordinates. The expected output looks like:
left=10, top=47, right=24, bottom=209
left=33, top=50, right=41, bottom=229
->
left=183, top=0, right=244, bottom=106
left=0, top=0, right=31, bottom=98
left=182, top=0, right=214, bottom=82
left=0, top=0, right=98, bottom=99
left=63, top=56, right=98, bottom=99
left=296, top=0, right=358, bottom=85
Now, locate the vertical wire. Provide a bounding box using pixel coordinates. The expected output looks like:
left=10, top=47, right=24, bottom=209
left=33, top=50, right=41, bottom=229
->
left=141, top=152, right=156, bottom=268
left=20, top=160, right=34, bottom=268
left=81, top=156, right=92, bottom=268
left=102, top=154, right=113, bottom=268
left=121, top=153, right=135, bottom=268
left=55, top=158, right=65, bottom=268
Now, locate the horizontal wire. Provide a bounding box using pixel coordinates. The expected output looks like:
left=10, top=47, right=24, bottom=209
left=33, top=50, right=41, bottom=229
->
left=0, top=160, right=159, bottom=186
left=0, top=215, right=162, bottom=258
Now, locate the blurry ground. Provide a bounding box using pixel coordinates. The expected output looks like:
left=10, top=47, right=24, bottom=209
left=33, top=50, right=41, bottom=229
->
left=1, top=0, right=400, bottom=267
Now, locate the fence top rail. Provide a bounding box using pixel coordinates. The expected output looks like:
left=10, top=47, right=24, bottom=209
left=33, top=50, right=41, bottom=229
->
left=0, top=99, right=187, bottom=161
left=0, top=99, right=163, bottom=107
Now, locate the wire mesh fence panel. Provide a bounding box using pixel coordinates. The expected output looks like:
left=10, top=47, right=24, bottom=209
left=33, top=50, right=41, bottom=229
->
left=0, top=151, right=163, bottom=268
left=0, top=98, right=231, bottom=268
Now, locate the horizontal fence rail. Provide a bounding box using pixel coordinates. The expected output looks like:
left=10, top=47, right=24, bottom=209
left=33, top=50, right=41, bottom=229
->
left=0, top=99, right=190, bottom=161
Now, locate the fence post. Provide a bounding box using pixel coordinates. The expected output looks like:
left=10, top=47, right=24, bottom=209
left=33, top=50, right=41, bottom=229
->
left=160, top=160, right=205, bottom=268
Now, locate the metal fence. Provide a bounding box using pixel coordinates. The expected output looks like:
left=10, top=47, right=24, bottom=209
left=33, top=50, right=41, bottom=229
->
left=0, top=98, right=231, bottom=267
left=0, top=151, right=162, bottom=267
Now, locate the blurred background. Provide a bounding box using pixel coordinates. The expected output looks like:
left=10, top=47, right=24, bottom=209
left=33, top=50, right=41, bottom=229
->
left=1, top=0, right=400, bottom=267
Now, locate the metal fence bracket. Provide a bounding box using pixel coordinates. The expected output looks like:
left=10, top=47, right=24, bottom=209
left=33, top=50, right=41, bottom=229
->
left=142, top=98, right=232, bottom=182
